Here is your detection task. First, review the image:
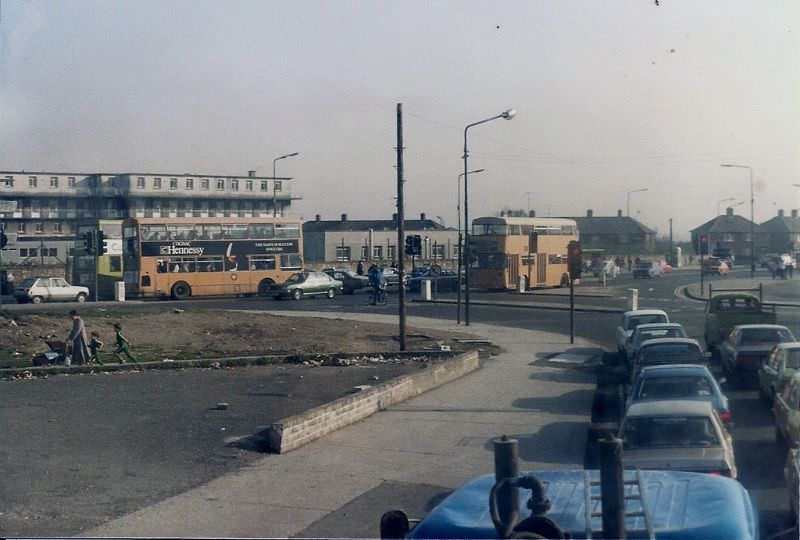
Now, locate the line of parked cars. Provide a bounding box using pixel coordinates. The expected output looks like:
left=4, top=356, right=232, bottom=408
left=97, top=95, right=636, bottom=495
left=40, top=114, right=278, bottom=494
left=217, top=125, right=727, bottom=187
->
left=615, top=302, right=800, bottom=520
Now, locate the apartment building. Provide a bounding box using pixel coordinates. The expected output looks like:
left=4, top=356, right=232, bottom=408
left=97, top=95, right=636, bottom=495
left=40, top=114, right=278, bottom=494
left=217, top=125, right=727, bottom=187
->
left=0, top=170, right=297, bottom=265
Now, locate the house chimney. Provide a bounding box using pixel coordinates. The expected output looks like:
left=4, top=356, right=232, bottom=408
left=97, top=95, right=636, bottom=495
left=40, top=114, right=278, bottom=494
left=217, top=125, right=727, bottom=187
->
left=792, top=209, right=798, bottom=219
left=528, top=210, right=536, bottom=218
left=248, top=170, right=256, bottom=177
left=617, top=209, right=623, bottom=217
left=587, top=209, right=593, bottom=217
left=726, top=207, right=734, bottom=216
left=778, top=209, right=785, bottom=217
left=420, top=212, right=426, bottom=221
left=315, top=214, right=321, bottom=222
left=341, top=213, right=347, bottom=222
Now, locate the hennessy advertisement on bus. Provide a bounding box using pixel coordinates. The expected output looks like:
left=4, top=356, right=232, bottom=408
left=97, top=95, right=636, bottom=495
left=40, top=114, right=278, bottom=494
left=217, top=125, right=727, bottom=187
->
left=141, top=240, right=300, bottom=257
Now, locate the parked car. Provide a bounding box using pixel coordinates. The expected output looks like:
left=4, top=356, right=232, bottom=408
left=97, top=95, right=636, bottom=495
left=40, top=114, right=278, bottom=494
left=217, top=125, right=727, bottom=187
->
left=630, top=338, right=706, bottom=383
left=619, top=400, right=737, bottom=478
left=382, top=267, right=407, bottom=288
left=14, top=276, right=90, bottom=304
left=271, top=271, right=342, bottom=300
left=627, top=364, right=731, bottom=424
left=757, top=342, right=800, bottom=403
left=704, top=293, right=777, bottom=357
left=408, top=269, right=460, bottom=292
left=773, top=373, right=800, bottom=447
left=615, top=309, right=670, bottom=353
left=625, top=322, right=688, bottom=362
left=322, top=269, right=368, bottom=294
left=719, top=324, right=796, bottom=376
left=592, top=258, right=619, bottom=278
left=632, top=260, right=663, bottom=279
left=703, top=256, right=730, bottom=276
left=785, top=447, right=800, bottom=523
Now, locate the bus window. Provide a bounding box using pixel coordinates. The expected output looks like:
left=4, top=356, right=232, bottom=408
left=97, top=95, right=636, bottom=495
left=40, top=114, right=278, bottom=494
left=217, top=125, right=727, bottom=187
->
left=157, top=260, right=168, bottom=273
left=198, top=256, right=223, bottom=272
left=280, top=254, right=302, bottom=270
left=249, top=256, right=276, bottom=270
left=250, top=223, right=274, bottom=239
left=142, top=225, right=168, bottom=241
left=203, top=225, right=223, bottom=240
left=275, top=224, right=300, bottom=239
left=508, top=225, right=521, bottom=235
left=225, top=257, right=240, bottom=271
left=167, top=224, right=195, bottom=240
left=109, top=256, right=122, bottom=273
left=522, top=255, right=535, bottom=266
left=475, top=254, right=507, bottom=269
left=222, top=224, right=249, bottom=239
left=103, top=222, right=122, bottom=237
left=472, top=224, right=507, bottom=236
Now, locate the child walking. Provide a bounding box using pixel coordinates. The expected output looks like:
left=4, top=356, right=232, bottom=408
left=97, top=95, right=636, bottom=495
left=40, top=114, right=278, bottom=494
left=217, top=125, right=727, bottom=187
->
left=89, top=331, right=105, bottom=365
left=113, top=323, right=138, bottom=364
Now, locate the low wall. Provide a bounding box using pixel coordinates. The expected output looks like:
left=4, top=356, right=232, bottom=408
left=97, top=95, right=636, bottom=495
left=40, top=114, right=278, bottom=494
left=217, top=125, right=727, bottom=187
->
left=266, top=350, right=480, bottom=453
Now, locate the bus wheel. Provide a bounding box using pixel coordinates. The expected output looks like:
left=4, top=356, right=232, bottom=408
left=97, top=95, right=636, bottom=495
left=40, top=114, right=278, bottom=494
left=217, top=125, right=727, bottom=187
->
left=560, top=274, right=569, bottom=288
left=257, top=279, right=275, bottom=297
left=171, top=282, right=191, bottom=300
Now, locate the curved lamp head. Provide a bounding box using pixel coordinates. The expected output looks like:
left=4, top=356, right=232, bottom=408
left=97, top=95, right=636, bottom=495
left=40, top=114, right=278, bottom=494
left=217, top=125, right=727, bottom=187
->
left=501, top=108, right=517, bottom=120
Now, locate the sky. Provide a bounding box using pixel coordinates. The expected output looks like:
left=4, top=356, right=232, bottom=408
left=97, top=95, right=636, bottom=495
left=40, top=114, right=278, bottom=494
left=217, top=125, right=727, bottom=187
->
left=0, top=0, right=798, bottom=240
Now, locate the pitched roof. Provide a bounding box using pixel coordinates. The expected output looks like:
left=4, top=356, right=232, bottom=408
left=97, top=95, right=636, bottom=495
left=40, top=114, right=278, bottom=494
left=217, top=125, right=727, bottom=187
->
left=560, top=216, right=655, bottom=236
left=303, top=219, right=449, bottom=233
left=690, top=214, right=765, bottom=234
left=761, top=215, right=800, bottom=234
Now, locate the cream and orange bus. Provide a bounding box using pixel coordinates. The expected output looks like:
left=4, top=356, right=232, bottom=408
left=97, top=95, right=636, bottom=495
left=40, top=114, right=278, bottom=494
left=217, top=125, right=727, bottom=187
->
left=122, top=217, right=303, bottom=299
left=469, top=216, right=578, bottom=289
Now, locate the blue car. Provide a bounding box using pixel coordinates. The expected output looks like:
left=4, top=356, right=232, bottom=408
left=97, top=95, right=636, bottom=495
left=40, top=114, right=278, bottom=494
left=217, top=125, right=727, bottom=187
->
left=627, top=364, right=731, bottom=424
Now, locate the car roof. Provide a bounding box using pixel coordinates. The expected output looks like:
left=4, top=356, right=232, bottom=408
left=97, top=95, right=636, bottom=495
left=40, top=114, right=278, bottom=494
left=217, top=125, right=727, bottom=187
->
left=625, top=399, right=714, bottom=418
left=624, top=309, right=668, bottom=317
left=640, top=337, right=701, bottom=347
left=711, top=293, right=759, bottom=301
left=638, top=364, right=713, bottom=378
left=733, top=324, right=791, bottom=331
left=634, top=323, right=684, bottom=331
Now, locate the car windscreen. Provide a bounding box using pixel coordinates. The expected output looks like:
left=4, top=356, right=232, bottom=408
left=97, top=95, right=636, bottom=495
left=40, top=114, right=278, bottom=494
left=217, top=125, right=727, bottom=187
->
left=641, top=344, right=703, bottom=363
left=629, top=314, right=668, bottom=329
left=637, top=376, right=713, bottom=400
left=286, top=273, right=306, bottom=283
left=786, top=350, right=800, bottom=369
left=739, top=328, right=795, bottom=345
left=622, top=416, right=720, bottom=449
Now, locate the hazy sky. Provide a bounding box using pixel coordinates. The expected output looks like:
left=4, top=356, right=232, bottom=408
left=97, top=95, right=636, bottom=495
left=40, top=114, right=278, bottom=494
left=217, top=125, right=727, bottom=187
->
left=1, top=1, right=798, bottom=239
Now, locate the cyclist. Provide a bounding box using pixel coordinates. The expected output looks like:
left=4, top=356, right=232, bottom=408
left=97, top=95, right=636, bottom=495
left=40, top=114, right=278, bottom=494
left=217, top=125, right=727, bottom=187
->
left=369, top=265, right=386, bottom=305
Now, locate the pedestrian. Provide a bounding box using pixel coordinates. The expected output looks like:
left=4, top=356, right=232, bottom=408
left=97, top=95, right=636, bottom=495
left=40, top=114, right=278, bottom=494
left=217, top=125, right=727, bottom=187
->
left=626, top=256, right=632, bottom=271
left=113, top=322, right=138, bottom=364
left=789, top=261, right=795, bottom=279
left=356, top=260, right=364, bottom=275
left=66, top=310, right=91, bottom=365
left=778, top=257, right=786, bottom=280
left=89, top=331, right=105, bottom=365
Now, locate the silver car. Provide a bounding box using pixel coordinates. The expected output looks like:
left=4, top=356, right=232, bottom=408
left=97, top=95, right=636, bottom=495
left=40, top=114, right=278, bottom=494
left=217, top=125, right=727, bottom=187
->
left=14, top=276, right=90, bottom=304
left=625, top=322, right=688, bottom=362
left=619, top=399, right=737, bottom=478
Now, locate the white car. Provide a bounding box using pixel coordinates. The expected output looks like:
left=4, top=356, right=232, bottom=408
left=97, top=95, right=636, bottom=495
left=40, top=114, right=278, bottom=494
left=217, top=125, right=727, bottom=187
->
left=14, top=277, right=90, bottom=304
left=615, top=309, right=670, bottom=353
left=625, top=322, right=688, bottom=361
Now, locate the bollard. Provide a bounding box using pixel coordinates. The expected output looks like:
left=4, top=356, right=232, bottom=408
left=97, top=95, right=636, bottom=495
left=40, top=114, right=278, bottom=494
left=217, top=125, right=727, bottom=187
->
left=599, top=437, right=626, bottom=539
left=517, top=275, right=526, bottom=293
left=493, top=435, right=520, bottom=537
left=421, top=278, right=432, bottom=301
left=627, top=288, right=638, bottom=311
left=114, top=281, right=126, bottom=302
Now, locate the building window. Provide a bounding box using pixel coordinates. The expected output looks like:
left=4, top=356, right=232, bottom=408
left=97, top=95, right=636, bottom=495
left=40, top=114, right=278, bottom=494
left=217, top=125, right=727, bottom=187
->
left=153, top=177, right=162, bottom=189
left=50, top=177, right=59, bottom=188
left=201, top=178, right=209, bottom=190
left=231, top=179, right=239, bottom=191
left=432, top=244, right=445, bottom=259
left=28, top=247, right=37, bottom=257
left=216, top=179, right=225, bottom=190
left=170, top=178, right=178, bottom=190
left=68, top=176, right=76, bottom=187
left=335, top=246, right=351, bottom=262
left=260, top=180, right=268, bottom=191
left=274, top=180, right=283, bottom=192
left=47, top=248, right=58, bottom=257
left=361, top=245, right=369, bottom=260
left=387, top=245, right=396, bottom=260
left=35, top=222, right=44, bottom=233
left=372, top=246, right=383, bottom=259
left=19, top=248, right=28, bottom=257
left=53, top=222, right=62, bottom=233
left=137, top=177, right=146, bottom=189
left=28, top=176, right=37, bottom=188
left=17, top=222, right=25, bottom=233
left=722, top=233, right=734, bottom=242
left=246, top=180, right=253, bottom=191
left=2, top=175, right=14, bottom=187
left=186, top=178, right=194, bottom=190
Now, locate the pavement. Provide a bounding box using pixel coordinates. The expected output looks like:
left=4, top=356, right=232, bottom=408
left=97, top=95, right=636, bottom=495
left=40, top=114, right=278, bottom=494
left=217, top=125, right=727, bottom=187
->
left=85, top=310, right=603, bottom=538
left=680, top=274, right=800, bottom=306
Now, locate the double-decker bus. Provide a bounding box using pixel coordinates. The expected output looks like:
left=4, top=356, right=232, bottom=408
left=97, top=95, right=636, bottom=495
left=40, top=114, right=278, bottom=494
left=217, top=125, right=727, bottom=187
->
left=469, top=216, right=578, bottom=289
left=122, top=217, right=303, bottom=299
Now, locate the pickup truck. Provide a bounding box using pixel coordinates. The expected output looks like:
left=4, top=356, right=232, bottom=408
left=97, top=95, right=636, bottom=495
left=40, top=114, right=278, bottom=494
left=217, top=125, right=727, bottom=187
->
left=704, top=293, right=776, bottom=356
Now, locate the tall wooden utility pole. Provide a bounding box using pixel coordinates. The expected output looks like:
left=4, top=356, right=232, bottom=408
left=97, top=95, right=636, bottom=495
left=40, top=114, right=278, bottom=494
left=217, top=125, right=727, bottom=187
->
left=396, top=103, right=407, bottom=351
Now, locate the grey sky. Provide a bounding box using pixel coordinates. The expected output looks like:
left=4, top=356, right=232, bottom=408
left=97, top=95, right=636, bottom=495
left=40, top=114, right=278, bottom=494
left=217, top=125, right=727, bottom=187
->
left=1, top=0, right=798, bottom=239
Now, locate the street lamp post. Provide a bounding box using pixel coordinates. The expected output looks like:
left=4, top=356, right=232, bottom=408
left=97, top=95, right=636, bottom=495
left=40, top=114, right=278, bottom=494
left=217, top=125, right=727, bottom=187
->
left=626, top=188, right=648, bottom=217
left=272, top=152, right=299, bottom=217
left=721, top=164, right=755, bottom=278
left=463, top=108, right=516, bottom=326
left=457, top=168, right=484, bottom=324
left=716, top=197, right=736, bottom=216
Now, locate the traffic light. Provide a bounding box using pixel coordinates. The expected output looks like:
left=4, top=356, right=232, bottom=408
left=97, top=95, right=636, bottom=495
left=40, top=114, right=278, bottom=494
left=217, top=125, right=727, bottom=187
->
left=413, top=235, right=422, bottom=256
left=82, top=231, right=94, bottom=254
left=96, top=230, right=106, bottom=255
left=567, top=240, right=582, bottom=280
left=0, top=230, right=7, bottom=249
left=699, top=234, right=709, bottom=255
left=405, top=235, right=414, bottom=256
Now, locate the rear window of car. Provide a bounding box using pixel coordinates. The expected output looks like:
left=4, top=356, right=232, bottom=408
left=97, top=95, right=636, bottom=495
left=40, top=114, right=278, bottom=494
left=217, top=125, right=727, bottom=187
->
left=629, top=314, right=668, bottom=329
left=622, top=416, right=719, bottom=448
left=19, top=278, right=37, bottom=288
left=641, top=344, right=703, bottom=363
left=639, top=328, right=684, bottom=341
left=740, top=328, right=794, bottom=345
left=637, top=376, right=713, bottom=400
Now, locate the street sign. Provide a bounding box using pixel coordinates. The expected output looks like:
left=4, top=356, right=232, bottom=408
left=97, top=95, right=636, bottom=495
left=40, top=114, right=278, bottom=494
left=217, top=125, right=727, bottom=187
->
left=0, top=200, right=18, bottom=212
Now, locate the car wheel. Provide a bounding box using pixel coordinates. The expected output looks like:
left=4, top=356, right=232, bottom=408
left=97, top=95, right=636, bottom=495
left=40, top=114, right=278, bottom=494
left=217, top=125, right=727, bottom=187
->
left=171, top=282, right=191, bottom=300
left=326, top=288, right=336, bottom=299
left=258, top=279, right=275, bottom=297
left=292, top=289, right=303, bottom=301
left=76, top=293, right=87, bottom=303
left=31, top=296, right=44, bottom=304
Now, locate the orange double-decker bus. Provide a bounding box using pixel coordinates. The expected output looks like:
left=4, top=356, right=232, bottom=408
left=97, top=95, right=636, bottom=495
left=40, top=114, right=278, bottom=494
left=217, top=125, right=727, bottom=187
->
left=469, top=216, right=578, bottom=289
left=122, top=217, right=303, bottom=299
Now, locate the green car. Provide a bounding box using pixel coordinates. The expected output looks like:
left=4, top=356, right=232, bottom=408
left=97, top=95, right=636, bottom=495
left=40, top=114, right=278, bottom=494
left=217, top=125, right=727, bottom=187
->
left=272, top=271, right=343, bottom=300
left=758, top=342, right=800, bottom=403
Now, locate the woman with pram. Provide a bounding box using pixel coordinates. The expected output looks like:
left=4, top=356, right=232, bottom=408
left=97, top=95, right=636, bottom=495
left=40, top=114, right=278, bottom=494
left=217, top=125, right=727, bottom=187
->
left=66, top=310, right=91, bottom=365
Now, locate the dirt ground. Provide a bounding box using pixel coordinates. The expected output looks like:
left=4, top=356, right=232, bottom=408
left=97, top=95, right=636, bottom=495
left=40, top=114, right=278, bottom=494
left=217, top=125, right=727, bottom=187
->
left=0, top=308, right=473, bottom=368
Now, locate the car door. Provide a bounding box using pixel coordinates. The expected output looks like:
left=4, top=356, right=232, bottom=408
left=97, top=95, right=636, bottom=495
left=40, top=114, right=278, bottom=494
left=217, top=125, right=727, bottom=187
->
left=36, top=278, right=55, bottom=301
left=775, top=383, right=793, bottom=438
left=721, top=330, right=737, bottom=369
left=51, top=278, right=71, bottom=301
left=788, top=383, right=800, bottom=446
left=761, top=349, right=781, bottom=395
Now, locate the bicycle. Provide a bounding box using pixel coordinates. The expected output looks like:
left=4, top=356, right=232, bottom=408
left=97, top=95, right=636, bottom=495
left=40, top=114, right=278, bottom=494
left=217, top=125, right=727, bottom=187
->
left=368, top=287, right=387, bottom=305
